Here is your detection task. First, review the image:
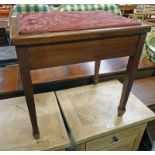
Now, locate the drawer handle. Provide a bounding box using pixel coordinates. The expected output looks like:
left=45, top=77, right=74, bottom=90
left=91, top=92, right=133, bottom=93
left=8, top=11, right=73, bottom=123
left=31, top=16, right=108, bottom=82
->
left=112, top=136, right=119, bottom=143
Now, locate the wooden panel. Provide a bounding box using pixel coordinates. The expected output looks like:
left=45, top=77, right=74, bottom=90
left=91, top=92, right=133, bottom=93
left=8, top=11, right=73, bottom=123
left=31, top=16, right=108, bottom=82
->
left=56, top=80, right=155, bottom=145
left=0, top=92, right=69, bottom=150
left=28, top=35, right=139, bottom=69
left=100, top=136, right=136, bottom=151
left=132, top=77, right=155, bottom=107
left=86, top=125, right=140, bottom=151
left=76, top=143, right=86, bottom=151
left=132, top=123, right=147, bottom=150
left=0, top=66, right=19, bottom=93
left=76, top=124, right=147, bottom=151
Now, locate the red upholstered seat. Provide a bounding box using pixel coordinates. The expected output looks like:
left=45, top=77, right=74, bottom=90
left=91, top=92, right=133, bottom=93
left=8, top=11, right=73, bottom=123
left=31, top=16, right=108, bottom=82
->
left=18, top=10, right=141, bottom=34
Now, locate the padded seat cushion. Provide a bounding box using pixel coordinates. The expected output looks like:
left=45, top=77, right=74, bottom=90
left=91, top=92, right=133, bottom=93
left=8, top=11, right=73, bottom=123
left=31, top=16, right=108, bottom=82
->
left=18, top=10, right=141, bottom=34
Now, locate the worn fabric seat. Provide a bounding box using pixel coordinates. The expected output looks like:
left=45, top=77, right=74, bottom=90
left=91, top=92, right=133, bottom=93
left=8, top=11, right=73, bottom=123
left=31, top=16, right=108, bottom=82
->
left=59, top=4, right=121, bottom=16
left=18, top=11, right=140, bottom=34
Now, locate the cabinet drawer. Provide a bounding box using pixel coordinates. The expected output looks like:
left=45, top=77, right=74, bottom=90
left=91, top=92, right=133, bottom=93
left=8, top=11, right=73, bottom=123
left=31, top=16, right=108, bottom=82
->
left=86, top=126, right=140, bottom=151
left=100, top=136, right=136, bottom=151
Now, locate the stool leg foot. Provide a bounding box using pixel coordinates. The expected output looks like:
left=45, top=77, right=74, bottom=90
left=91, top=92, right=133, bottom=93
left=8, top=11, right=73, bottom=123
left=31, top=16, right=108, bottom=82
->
left=33, top=131, right=40, bottom=139
left=118, top=106, right=125, bottom=116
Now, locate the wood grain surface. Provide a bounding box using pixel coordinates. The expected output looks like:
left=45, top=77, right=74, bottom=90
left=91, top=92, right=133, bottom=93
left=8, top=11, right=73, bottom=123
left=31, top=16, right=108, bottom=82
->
left=28, top=35, right=138, bottom=70
left=56, top=80, right=155, bottom=145
left=0, top=92, right=69, bottom=150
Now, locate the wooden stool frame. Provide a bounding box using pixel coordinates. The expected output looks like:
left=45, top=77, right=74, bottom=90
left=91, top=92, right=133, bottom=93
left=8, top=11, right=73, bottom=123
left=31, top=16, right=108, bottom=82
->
left=10, top=16, right=150, bottom=139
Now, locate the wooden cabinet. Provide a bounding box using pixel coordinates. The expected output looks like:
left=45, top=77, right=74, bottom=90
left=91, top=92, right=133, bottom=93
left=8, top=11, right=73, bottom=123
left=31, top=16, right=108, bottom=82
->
left=100, top=136, right=136, bottom=151
left=0, top=92, right=69, bottom=150
left=77, top=124, right=146, bottom=151
left=85, top=124, right=145, bottom=151
left=56, top=80, right=155, bottom=151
